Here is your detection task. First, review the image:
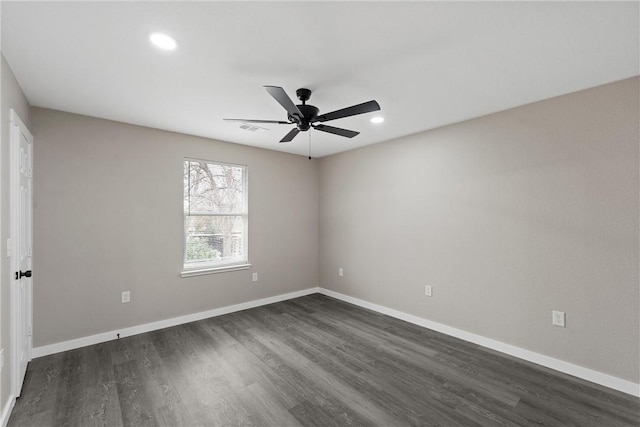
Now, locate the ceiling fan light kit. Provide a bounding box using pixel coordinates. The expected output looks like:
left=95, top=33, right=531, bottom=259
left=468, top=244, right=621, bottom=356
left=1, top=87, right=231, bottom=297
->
left=224, top=86, right=381, bottom=143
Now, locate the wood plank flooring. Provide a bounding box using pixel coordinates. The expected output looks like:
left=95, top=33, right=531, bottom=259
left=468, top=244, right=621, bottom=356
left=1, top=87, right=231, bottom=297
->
left=8, top=293, right=640, bottom=426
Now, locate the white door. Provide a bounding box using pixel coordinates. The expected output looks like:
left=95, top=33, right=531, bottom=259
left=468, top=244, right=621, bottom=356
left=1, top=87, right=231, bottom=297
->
left=9, top=109, right=33, bottom=397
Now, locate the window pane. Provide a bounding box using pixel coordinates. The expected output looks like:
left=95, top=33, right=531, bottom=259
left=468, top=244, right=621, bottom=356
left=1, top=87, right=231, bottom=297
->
left=183, top=158, right=248, bottom=272
left=185, top=160, right=245, bottom=215
left=184, top=215, right=245, bottom=266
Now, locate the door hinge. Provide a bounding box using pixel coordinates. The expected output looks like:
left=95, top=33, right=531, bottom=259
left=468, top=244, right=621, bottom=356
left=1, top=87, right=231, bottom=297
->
left=28, top=325, right=32, bottom=336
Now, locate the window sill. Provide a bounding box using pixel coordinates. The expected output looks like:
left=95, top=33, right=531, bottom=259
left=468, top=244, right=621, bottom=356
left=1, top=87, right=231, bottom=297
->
left=181, top=263, right=252, bottom=278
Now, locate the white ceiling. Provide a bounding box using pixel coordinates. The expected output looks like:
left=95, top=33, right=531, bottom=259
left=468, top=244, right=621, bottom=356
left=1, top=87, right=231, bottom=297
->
left=2, top=1, right=638, bottom=158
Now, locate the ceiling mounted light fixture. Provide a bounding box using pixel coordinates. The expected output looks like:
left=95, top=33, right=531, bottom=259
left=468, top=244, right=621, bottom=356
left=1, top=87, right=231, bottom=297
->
left=149, top=32, right=177, bottom=50
left=370, top=116, right=385, bottom=124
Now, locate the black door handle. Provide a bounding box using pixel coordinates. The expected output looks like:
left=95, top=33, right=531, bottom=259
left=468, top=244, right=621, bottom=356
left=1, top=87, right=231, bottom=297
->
left=15, top=270, right=32, bottom=280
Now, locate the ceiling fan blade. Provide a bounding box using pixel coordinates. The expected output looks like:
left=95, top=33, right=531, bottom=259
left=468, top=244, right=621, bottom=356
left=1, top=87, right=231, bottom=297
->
left=280, top=128, right=300, bottom=143
left=313, top=124, right=359, bottom=138
left=264, top=86, right=304, bottom=121
left=224, top=118, right=291, bottom=124
left=314, top=100, right=381, bottom=123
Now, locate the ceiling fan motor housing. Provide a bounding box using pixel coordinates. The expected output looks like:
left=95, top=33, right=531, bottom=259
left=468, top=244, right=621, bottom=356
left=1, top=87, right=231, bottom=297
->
left=289, top=104, right=319, bottom=131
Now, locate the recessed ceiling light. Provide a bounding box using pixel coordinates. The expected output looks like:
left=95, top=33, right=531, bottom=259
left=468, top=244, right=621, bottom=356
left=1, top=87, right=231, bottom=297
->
left=149, top=32, right=177, bottom=51
left=370, top=116, right=385, bottom=124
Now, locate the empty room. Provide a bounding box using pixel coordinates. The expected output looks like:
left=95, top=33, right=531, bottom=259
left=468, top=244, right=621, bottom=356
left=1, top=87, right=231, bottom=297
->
left=1, top=1, right=639, bottom=426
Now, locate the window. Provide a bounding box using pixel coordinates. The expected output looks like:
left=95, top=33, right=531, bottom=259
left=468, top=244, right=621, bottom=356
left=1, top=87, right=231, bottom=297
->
left=182, top=158, right=249, bottom=275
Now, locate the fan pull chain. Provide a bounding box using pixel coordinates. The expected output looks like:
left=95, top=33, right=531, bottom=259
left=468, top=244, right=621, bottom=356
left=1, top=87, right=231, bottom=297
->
left=308, top=130, right=312, bottom=160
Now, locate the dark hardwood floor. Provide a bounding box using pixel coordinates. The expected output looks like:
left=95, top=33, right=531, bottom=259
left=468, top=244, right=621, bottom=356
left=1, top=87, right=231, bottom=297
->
left=9, top=293, right=640, bottom=426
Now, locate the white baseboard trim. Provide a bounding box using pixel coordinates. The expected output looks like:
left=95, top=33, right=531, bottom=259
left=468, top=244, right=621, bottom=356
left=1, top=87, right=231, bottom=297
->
left=1, top=395, right=16, bottom=427
left=318, top=288, right=640, bottom=398
left=33, top=287, right=320, bottom=358
left=31, top=286, right=639, bottom=398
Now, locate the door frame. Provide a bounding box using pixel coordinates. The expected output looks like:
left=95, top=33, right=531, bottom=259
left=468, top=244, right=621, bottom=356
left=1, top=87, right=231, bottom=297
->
left=9, top=109, right=34, bottom=397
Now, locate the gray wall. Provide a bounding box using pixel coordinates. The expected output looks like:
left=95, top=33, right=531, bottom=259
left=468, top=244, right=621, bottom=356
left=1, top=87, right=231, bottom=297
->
left=32, top=108, right=318, bottom=347
left=13, top=76, right=640, bottom=391
left=1, top=54, right=31, bottom=411
left=318, top=77, right=640, bottom=383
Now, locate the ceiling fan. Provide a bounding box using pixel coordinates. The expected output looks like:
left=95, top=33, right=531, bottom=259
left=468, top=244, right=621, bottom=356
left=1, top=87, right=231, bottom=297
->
left=224, top=86, right=381, bottom=143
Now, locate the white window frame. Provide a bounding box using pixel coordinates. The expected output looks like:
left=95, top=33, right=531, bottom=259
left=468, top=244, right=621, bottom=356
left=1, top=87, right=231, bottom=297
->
left=181, top=158, right=250, bottom=277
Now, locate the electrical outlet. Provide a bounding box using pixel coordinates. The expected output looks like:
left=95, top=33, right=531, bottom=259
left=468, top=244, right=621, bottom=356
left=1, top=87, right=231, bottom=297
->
left=425, top=285, right=432, bottom=297
left=552, top=310, right=565, bottom=327
left=121, top=291, right=131, bottom=304
left=252, top=272, right=258, bottom=282
left=338, top=268, right=344, bottom=277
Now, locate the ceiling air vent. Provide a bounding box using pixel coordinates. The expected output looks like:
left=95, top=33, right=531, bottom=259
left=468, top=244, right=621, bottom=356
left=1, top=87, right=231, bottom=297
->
left=239, top=124, right=269, bottom=132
